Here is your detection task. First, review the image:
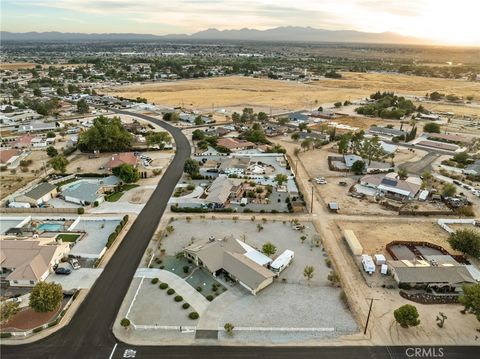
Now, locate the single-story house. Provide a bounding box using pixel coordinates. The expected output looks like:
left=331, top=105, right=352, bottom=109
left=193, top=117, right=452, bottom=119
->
left=288, top=112, right=310, bottom=122
left=184, top=236, right=275, bottom=295
left=15, top=182, right=58, bottom=206
left=0, top=149, right=22, bottom=167
left=12, top=134, right=34, bottom=149
left=217, top=138, right=255, bottom=152
left=219, top=157, right=250, bottom=175
left=368, top=126, right=405, bottom=139
left=60, top=176, right=120, bottom=205
left=360, top=172, right=421, bottom=200
left=0, top=239, right=70, bottom=287
left=17, top=120, right=60, bottom=133
left=388, top=260, right=476, bottom=292
left=105, top=152, right=138, bottom=170
left=205, top=177, right=244, bottom=207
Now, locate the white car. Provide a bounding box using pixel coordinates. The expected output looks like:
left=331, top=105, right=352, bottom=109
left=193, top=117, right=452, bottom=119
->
left=315, top=177, right=327, bottom=184
left=69, top=258, right=81, bottom=270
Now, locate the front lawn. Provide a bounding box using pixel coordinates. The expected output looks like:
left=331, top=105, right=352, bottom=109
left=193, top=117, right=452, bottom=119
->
left=106, top=192, right=124, bottom=202
left=56, top=233, right=81, bottom=242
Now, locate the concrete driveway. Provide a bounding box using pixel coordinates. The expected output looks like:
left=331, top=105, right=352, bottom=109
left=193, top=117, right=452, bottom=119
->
left=46, top=268, right=103, bottom=290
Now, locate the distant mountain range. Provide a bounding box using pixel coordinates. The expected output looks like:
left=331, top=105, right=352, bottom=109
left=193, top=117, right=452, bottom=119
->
left=0, top=26, right=426, bottom=44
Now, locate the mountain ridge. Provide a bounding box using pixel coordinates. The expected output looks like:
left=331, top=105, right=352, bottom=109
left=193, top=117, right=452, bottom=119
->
left=0, top=26, right=427, bottom=44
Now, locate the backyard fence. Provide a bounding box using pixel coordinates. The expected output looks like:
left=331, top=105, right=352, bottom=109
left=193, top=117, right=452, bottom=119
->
left=0, top=208, right=79, bottom=214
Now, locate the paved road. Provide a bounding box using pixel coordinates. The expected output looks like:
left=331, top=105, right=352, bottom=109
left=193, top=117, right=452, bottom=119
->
left=1, top=111, right=477, bottom=359
left=398, top=152, right=440, bottom=175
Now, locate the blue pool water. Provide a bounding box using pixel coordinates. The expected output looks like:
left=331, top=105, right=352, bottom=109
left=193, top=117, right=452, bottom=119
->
left=37, top=223, right=64, bottom=232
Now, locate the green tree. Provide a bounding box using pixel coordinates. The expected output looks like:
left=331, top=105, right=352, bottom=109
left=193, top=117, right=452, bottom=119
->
left=46, top=131, right=56, bottom=138
left=29, top=282, right=63, bottom=313
left=351, top=160, right=366, bottom=175
left=78, top=116, right=133, bottom=152
left=442, top=183, right=456, bottom=197
left=459, top=284, right=480, bottom=322
left=231, top=112, right=240, bottom=123
left=423, top=122, right=441, bottom=133
left=359, top=136, right=384, bottom=165
left=291, top=132, right=300, bottom=142
left=397, top=167, right=408, bottom=179
left=257, top=112, right=268, bottom=122
left=50, top=155, right=69, bottom=173
left=192, top=129, right=205, bottom=141
left=194, top=116, right=204, bottom=126
left=77, top=98, right=89, bottom=114
left=120, top=318, right=131, bottom=329
left=337, top=134, right=351, bottom=155
left=184, top=158, right=200, bottom=176
left=277, top=117, right=289, bottom=125
left=46, top=146, right=58, bottom=157
left=0, top=301, right=20, bottom=324
left=453, top=152, right=469, bottom=165
left=448, top=229, right=480, bottom=258
left=394, top=304, right=420, bottom=328
left=303, top=265, right=315, bottom=281
left=274, top=174, right=288, bottom=186
left=301, top=138, right=313, bottom=151
left=146, top=131, right=171, bottom=149
left=112, top=164, right=139, bottom=183
left=33, top=88, right=42, bottom=97
left=298, top=122, right=308, bottom=131
left=294, top=147, right=301, bottom=157
left=262, top=242, right=277, bottom=256
left=334, top=102, right=342, bottom=108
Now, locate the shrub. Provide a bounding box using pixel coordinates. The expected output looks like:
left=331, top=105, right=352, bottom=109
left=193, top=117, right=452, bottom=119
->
left=159, top=283, right=168, bottom=289
left=77, top=207, right=85, bottom=214
left=120, top=318, right=130, bottom=329
left=174, top=295, right=183, bottom=302
left=33, top=327, right=43, bottom=333
left=196, top=286, right=202, bottom=292
left=206, top=295, right=214, bottom=301
left=183, top=265, right=190, bottom=274
left=151, top=278, right=159, bottom=284
left=167, top=288, right=175, bottom=295
left=182, top=303, right=190, bottom=309
left=394, top=304, right=420, bottom=328
left=48, top=318, right=60, bottom=327
left=188, top=312, right=199, bottom=320
left=0, top=332, right=12, bottom=338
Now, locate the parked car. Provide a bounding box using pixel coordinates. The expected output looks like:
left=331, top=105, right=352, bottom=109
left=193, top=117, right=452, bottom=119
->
left=315, top=177, right=327, bottom=184
left=338, top=181, right=348, bottom=186
left=69, top=258, right=80, bottom=270
left=55, top=267, right=72, bottom=275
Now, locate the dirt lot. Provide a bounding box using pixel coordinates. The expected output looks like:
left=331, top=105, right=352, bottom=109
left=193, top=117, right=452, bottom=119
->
left=335, top=220, right=461, bottom=256
left=105, top=73, right=480, bottom=113
left=122, top=187, right=154, bottom=204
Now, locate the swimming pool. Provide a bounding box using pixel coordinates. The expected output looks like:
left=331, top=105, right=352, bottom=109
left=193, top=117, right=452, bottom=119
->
left=37, top=223, right=64, bottom=232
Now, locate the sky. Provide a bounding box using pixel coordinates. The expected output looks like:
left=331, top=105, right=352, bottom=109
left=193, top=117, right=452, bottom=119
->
left=1, top=0, right=479, bottom=45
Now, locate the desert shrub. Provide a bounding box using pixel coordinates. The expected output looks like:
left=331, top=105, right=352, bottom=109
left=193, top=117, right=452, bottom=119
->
left=151, top=278, right=159, bottom=284
left=159, top=283, right=168, bottom=289
left=182, top=303, right=190, bottom=309
left=188, top=312, right=199, bottom=320
left=167, top=288, right=175, bottom=295
left=174, top=295, right=183, bottom=302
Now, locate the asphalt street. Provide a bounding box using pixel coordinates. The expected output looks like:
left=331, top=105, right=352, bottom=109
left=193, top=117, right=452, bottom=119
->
left=1, top=111, right=477, bottom=359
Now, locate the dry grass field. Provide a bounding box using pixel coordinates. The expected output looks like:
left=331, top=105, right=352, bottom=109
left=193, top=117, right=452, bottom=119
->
left=105, top=73, right=480, bottom=113
left=335, top=220, right=462, bottom=256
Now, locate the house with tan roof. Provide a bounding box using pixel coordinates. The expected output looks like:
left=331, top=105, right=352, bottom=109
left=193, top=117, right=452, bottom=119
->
left=0, top=239, right=69, bottom=286
left=0, top=149, right=22, bottom=167
left=217, top=137, right=255, bottom=152
left=105, top=152, right=138, bottom=171
left=14, top=182, right=58, bottom=206
left=184, top=236, right=274, bottom=295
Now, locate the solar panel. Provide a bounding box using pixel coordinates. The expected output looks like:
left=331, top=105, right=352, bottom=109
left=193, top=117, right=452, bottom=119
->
left=381, top=178, right=397, bottom=187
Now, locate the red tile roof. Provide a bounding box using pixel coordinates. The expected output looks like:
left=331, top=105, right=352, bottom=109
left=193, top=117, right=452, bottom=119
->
left=106, top=152, right=138, bottom=170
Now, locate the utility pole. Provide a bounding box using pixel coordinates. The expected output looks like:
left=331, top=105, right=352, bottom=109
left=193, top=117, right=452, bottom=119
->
left=364, top=298, right=378, bottom=335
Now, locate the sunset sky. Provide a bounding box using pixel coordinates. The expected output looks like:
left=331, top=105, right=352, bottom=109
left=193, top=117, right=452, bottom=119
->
left=2, top=0, right=479, bottom=45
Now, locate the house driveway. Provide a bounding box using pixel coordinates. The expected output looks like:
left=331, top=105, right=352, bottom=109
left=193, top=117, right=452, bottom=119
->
left=135, top=268, right=209, bottom=314
left=46, top=268, right=103, bottom=290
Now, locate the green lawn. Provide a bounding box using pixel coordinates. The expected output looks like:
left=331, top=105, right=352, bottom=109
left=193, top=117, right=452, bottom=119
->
left=120, top=184, right=140, bottom=191
left=106, top=192, right=124, bottom=202
left=56, top=233, right=81, bottom=242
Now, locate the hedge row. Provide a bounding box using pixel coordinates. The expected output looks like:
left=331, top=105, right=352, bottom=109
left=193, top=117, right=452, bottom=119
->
left=106, top=216, right=129, bottom=248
